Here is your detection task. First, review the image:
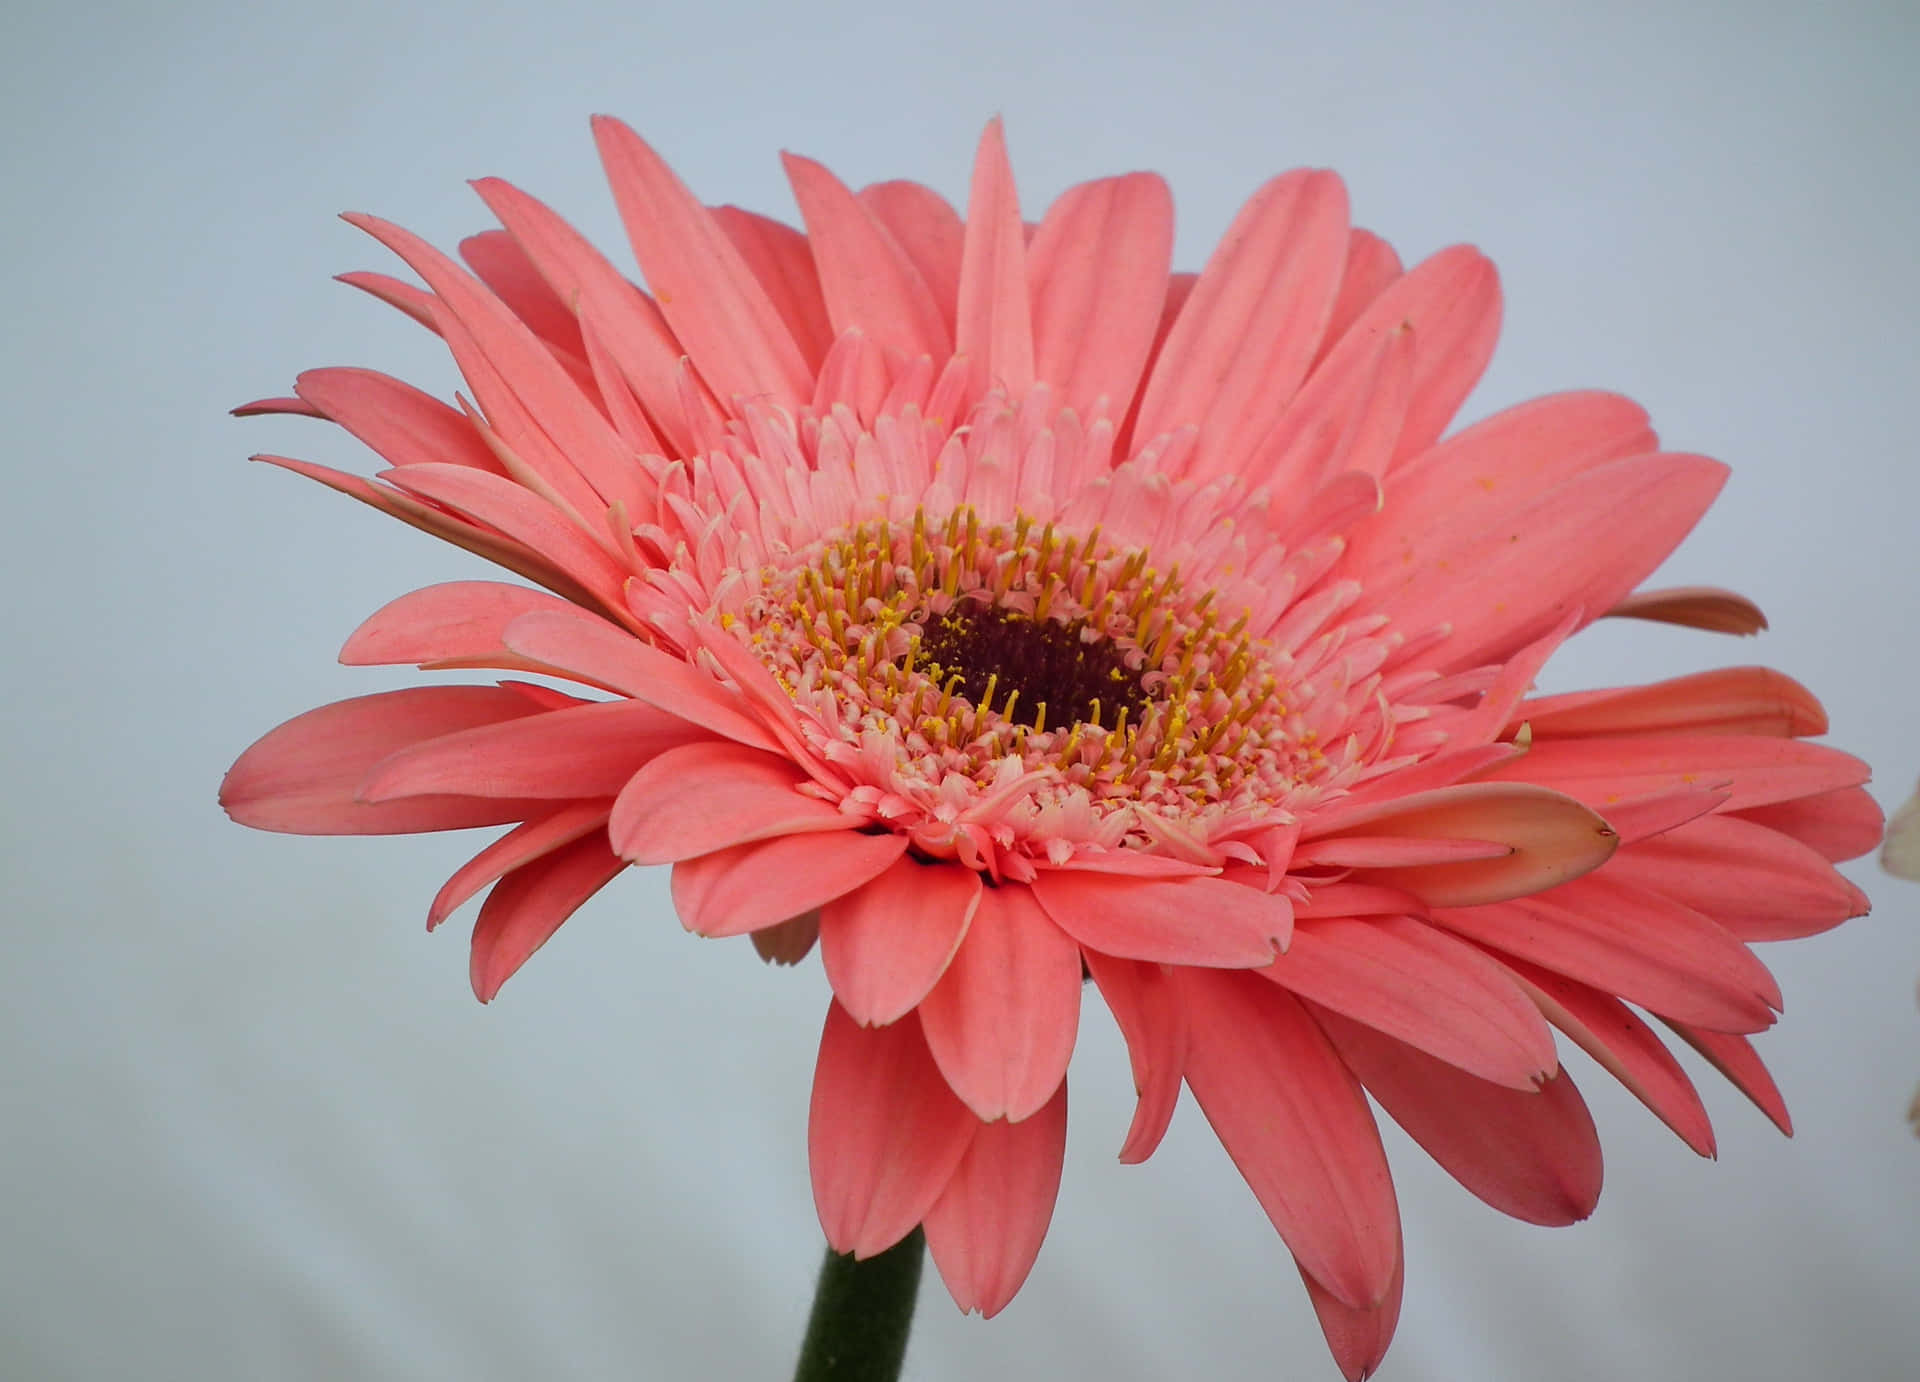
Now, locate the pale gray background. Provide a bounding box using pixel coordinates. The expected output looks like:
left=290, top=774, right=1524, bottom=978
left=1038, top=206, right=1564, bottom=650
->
left=4, top=1, right=1917, bottom=1378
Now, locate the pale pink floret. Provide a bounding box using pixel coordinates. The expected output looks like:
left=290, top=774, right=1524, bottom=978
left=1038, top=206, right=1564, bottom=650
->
left=223, top=116, right=1880, bottom=1374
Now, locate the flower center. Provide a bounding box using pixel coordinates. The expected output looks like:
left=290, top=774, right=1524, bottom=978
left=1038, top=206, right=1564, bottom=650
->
left=912, top=603, right=1149, bottom=732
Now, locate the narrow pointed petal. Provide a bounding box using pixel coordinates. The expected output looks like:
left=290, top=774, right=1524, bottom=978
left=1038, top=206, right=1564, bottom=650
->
left=953, top=119, right=1034, bottom=399
left=469, top=829, right=626, bottom=1001
left=923, top=1081, right=1069, bottom=1318
left=458, top=228, right=588, bottom=358
left=1306, top=782, right=1618, bottom=908
left=1502, top=961, right=1717, bottom=1156
left=1662, top=1020, right=1794, bottom=1135
left=809, top=1004, right=978, bottom=1258
left=1606, top=585, right=1768, bottom=635
left=782, top=152, right=951, bottom=361
left=591, top=116, right=812, bottom=411
left=1084, top=952, right=1188, bottom=1163
left=673, top=830, right=909, bottom=939
left=1027, top=172, right=1174, bottom=419
left=1317, top=1007, right=1604, bottom=1227
left=1482, top=734, right=1872, bottom=814
left=818, top=855, right=981, bottom=1027
left=1030, top=872, right=1290, bottom=967
left=1433, top=874, right=1782, bottom=1033
left=502, top=609, right=781, bottom=751
left=609, top=740, right=851, bottom=864
left=1605, top=813, right=1870, bottom=941
left=1734, top=786, right=1884, bottom=863
left=222, top=687, right=551, bottom=834
left=1181, top=970, right=1400, bottom=1310
left=1260, top=917, right=1558, bottom=1089
left=431, top=801, right=612, bottom=928
left=341, top=580, right=578, bottom=667
left=292, top=366, right=506, bottom=474
left=1302, top=1240, right=1404, bottom=1382
left=1134, top=168, right=1349, bottom=482
left=710, top=203, right=835, bottom=370
left=858, top=180, right=965, bottom=335
left=1315, top=227, right=1402, bottom=369
left=917, top=884, right=1082, bottom=1122
left=360, top=696, right=703, bottom=802
left=1515, top=666, right=1826, bottom=740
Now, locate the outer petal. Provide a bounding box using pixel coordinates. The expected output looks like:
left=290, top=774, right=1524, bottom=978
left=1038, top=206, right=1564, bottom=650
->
left=917, top=884, right=1082, bottom=1123
left=953, top=119, right=1034, bottom=400
left=1301, top=1226, right=1404, bottom=1382
left=1483, top=734, right=1872, bottom=814
left=1180, top=970, right=1400, bottom=1310
left=1259, top=917, right=1558, bottom=1090
left=222, top=687, right=552, bottom=834
left=1662, top=1020, right=1794, bottom=1135
left=808, top=1004, right=978, bottom=1259
left=818, top=855, right=982, bottom=1027
left=340, top=580, right=576, bottom=667
left=608, top=741, right=851, bottom=864
left=672, top=830, right=909, bottom=939
left=1734, top=786, right=1883, bottom=863
left=1501, top=961, right=1716, bottom=1156
left=430, top=800, right=612, bottom=928
left=359, top=696, right=705, bottom=802
left=1084, top=952, right=1188, bottom=1164
left=1304, top=782, right=1618, bottom=908
left=1514, top=666, right=1826, bottom=740
left=291, top=366, right=506, bottom=475
left=1605, top=585, right=1768, bottom=635
left=923, top=1081, right=1069, bottom=1319
left=469, top=829, right=627, bottom=1001
left=1316, top=1007, right=1603, bottom=1228
left=1030, top=872, right=1290, bottom=967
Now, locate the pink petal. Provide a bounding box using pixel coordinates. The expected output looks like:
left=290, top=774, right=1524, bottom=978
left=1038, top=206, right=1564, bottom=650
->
left=292, top=366, right=506, bottom=474
left=858, top=180, right=965, bottom=336
left=359, top=696, right=703, bottom=802
left=591, top=116, right=812, bottom=411
left=1600, top=787, right=1730, bottom=846
left=337, top=269, right=440, bottom=332
left=608, top=740, right=850, bottom=864
left=1314, top=227, right=1402, bottom=369
left=1306, top=782, right=1619, bottom=908
left=1604, top=813, right=1870, bottom=942
left=673, top=829, right=909, bottom=939
left=1482, top=734, right=1872, bottom=814
left=501, top=609, right=781, bottom=752
left=251, top=454, right=602, bottom=611
left=917, top=883, right=1082, bottom=1122
left=469, top=829, right=627, bottom=1001
left=808, top=1003, right=978, bottom=1258
left=339, top=580, right=575, bottom=667
left=1502, top=960, right=1716, bottom=1156
left=953, top=119, right=1034, bottom=401
left=430, top=800, right=613, bottom=928
left=1026, top=173, right=1174, bottom=419
left=1302, top=1235, right=1404, bottom=1382
left=458, top=229, right=588, bottom=359
left=1358, top=453, right=1730, bottom=674
left=222, top=687, right=553, bottom=835
left=1133, top=168, right=1349, bottom=482
left=1432, top=873, right=1782, bottom=1033
left=1734, top=786, right=1884, bottom=863
left=379, top=462, right=634, bottom=616
left=923, top=1081, right=1069, bottom=1318
left=343, top=213, right=635, bottom=518
left=818, top=854, right=982, bottom=1026
left=1260, top=917, right=1558, bottom=1090
left=1180, top=970, right=1400, bottom=1310
left=1605, top=585, right=1768, bottom=635
left=1515, top=666, right=1827, bottom=740
left=1030, top=872, right=1290, bottom=967
left=1661, top=1020, right=1793, bottom=1135
left=709, top=204, right=835, bottom=371
left=1316, top=1006, right=1603, bottom=1228
left=470, top=174, right=717, bottom=456
left=781, top=152, right=951, bottom=361
left=1084, top=951, right=1188, bottom=1164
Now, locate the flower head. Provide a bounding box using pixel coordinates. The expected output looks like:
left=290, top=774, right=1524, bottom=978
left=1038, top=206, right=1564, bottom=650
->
left=223, top=117, right=1880, bottom=1376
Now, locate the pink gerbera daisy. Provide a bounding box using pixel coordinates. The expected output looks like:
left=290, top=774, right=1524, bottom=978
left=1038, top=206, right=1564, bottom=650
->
left=222, top=117, right=1881, bottom=1377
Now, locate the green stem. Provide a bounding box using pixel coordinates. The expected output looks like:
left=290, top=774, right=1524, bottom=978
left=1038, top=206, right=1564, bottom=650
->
left=791, top=1228, right=925, bottom=1382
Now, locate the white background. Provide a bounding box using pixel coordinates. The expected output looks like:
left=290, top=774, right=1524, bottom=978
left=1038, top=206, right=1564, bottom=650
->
left=4, top=2, right=1917, bottom=1378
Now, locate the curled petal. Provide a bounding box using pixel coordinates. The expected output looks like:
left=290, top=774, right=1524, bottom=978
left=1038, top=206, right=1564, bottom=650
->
left=1084, top=952, right=1188, bottom=1163
left=1031, top=872, right=1290, bottom=967
left=609, top=741, right=850, bottom=864
left=470, top=830, right=626, bottom=1001
left=672, top=829, right=909, bottom=939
